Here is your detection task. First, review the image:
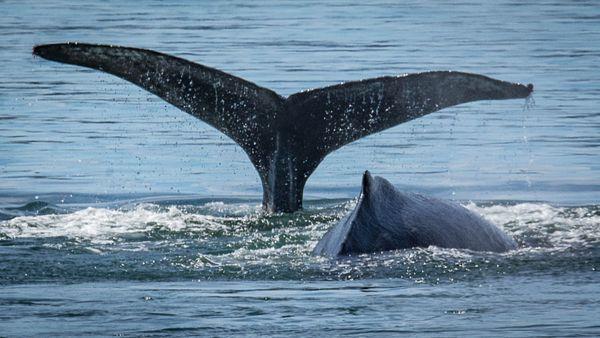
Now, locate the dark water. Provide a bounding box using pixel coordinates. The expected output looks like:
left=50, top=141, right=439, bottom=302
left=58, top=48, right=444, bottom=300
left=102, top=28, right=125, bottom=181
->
left=1, top=0, right=599, bottom=336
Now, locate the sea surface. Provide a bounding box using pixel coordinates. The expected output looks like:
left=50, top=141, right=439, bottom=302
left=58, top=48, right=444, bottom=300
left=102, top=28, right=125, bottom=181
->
left=1, top=0, right=599, bottom=336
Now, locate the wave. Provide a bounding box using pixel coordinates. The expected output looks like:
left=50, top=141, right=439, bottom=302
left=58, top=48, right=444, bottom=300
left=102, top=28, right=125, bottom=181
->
left=0, top=200, right=598, bottom=283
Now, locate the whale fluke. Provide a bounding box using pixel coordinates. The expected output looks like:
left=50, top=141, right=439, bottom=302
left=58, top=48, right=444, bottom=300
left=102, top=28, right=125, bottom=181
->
left=286, top=72, right=533, bottom=157
left=33, top=43, right=533, bottom=213
left=32, top=43, right=284, bottom=152
left=313, top=171, right=518, bottom=256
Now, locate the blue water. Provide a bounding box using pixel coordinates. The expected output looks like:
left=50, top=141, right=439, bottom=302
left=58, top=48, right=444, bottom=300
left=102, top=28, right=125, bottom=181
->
left=1, top=0, right=599, bottom=336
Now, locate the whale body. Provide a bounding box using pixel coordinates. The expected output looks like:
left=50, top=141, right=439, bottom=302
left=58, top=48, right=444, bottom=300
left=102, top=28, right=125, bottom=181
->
left=313, top=172, right=517, bottom=255
left=33, top=43, right=533, bottom=212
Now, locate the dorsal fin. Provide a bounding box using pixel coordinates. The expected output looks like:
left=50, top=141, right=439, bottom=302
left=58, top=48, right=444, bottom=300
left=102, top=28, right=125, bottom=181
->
left=285, top=71, right=533, bottom=158
left=33, top=43, right=284, bottom=164
left=361, top=170, right=374, bottom=197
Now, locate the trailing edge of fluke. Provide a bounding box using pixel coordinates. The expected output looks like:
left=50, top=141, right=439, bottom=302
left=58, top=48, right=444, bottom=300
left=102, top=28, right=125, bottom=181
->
left=33, top=42, right=533, bottom=213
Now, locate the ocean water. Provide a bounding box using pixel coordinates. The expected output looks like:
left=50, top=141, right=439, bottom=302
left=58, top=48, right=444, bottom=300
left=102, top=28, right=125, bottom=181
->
left=1, top=0, right=599, bottom=336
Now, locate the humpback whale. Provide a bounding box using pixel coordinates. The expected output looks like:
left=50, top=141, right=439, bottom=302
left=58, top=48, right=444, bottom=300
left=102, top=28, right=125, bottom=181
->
left=33, top=43, right=533, bottom=213
left=313, top=171, right=517, bottom=255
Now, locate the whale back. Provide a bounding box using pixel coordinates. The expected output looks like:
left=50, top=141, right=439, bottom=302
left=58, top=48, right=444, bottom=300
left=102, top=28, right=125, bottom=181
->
left=313, top=172, right=517, bottom=256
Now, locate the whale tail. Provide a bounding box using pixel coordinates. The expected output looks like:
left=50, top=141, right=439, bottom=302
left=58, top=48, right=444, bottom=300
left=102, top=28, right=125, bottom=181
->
left=33, top=43, right=533, bottom=212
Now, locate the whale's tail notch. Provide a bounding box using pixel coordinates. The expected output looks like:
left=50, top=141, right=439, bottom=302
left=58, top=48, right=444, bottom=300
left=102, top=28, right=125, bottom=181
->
left=33, top=42, right=533, bottom=213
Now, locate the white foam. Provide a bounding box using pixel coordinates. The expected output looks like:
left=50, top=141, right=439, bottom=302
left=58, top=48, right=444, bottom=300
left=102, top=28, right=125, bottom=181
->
left=0, top=203, right=240, bottom=243
left=465, top=202, right=600, bottom=249
left=200, top=201, right=261, bottom=216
